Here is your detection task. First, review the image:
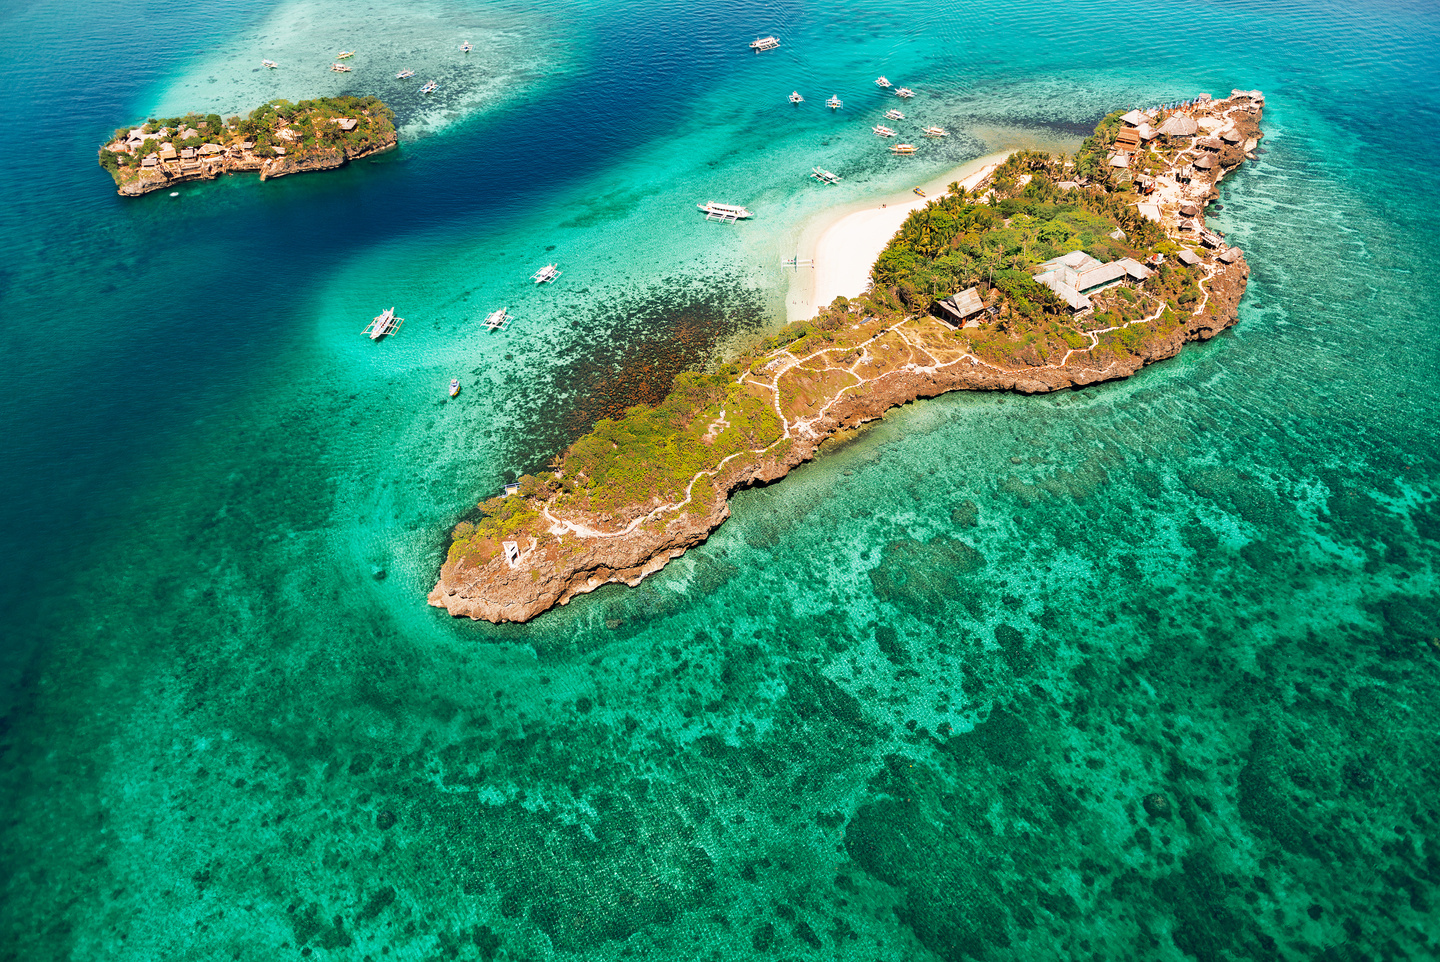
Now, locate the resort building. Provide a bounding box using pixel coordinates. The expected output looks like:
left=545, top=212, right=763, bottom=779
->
left=935, top=287, right=987, bottom=327
left=1033, top=250, right=1153, bottom=313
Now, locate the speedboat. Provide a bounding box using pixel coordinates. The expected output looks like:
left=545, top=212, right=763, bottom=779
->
left=449, top=378, right=461, bottom=397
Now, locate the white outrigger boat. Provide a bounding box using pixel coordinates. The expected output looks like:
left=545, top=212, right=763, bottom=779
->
left=889, top=143, right=917, bottom=155
left=420, top=80, right=438, bottom=94
left=885, top=108, right=905, bottom=120
left=697, top=201, right=752, bottom=223
left=363, top=307, right=404, bottom=339
left=750, top=36, right=780, bottom=51
left=811, top=167, right=841, bottom=184
left=895, top=87, right=915, bottom=98
left=872, top=124, right=897, bottom=137
left=483, top=307, right=510, bottom=330
left=922, top=125, right=949, bottom=137
left=330, top=63, right=352, bottom=72
left=826, top=95, right=843, bottom=110
left=460, top=41, right=472, bottom=52
left=261, top=59, right=279, bottom=69
left=789, top=90, right=804, bottom=104
left=531, top=264, right=561, bottom=284
left=875, top=76, right=891, bottom=88
left=396, top=68, right=415, bottom=79
left=336, top=51, right=354, bottom=59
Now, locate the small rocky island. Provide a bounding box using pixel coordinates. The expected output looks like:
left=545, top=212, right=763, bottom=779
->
left=98, top=95, right=397, bottom=196
left=432, top=89, right=1265, bottom=623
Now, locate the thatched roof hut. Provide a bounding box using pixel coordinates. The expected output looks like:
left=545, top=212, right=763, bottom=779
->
left=936, top=287, right=985, bottom=325
left=1157, top=115, right=1198, bottom=138
left=1193, top=154, right=1217, bottom=171
left=1218, top=247, right=1242, bottom=264
left=1119, top=109, right=1149, bottom=127
left=1175, top=248, right=1202, bottom=267
left=1179, top=202, right=1201, bottom=217
left=1219, top=128, right=1242, bottom=144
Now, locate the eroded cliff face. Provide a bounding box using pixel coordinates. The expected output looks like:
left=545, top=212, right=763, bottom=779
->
left=427, top=256, right=1248, bottom=624
left=113, top=133, right=397, bottom=196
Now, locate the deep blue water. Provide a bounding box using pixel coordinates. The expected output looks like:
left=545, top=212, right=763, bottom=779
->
left=1, top=0, right=1438, bottom=958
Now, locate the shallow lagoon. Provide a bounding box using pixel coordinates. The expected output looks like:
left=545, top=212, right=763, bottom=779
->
left=0, top=0, right=1437, bottom=958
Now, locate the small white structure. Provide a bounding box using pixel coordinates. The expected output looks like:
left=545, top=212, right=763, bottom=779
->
left=503, top=541, right=521, bottom=567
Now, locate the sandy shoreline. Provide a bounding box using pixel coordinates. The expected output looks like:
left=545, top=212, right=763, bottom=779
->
left=785, top=151, right=1011, bottom=322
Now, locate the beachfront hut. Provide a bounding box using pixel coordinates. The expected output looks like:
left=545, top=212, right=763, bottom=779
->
left=141, top=153, right=158, bottom=168
left=335, top=118, right=359, bottom=131
left=1219, top=247, right=1242, bottom=264
left=1108, top=153, right=1131, bottom=168
left=158, top=143, right=177, bottom=161
left=1197, top=137, right=1223, bottom=152
left=180, top=127, right=199, bottom=140
left=1175, top=248, right=1201, bottom=267
left=1136, top=123, right=1159, bottom=142
left=1200, top=228, right=1225, bottom=248
left=180, top=146, right=196, bottom=160
left=198, top=144, right=223, bottom=156
left=1220, top=128, right=1242, bottom=145
left=1193, top=154, right=1217, bottom=172
left=1114, top=128, right=1142, bottom=152
left=1179, top=202, right=1200, bottom=218
left=936, top=287, right=986, bottom=327
left=1119, top=109, right=1149, bottom=127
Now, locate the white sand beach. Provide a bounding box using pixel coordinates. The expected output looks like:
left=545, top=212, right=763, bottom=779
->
left=786, top=151, right=1011, bottom=321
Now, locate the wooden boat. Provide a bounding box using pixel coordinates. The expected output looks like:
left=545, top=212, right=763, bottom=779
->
left=789, top=91, right=804, bottom=104
left=362, top=307, right=403, bottom=339
left=420, top=80, right=438, bottom=94
left=396, top=68, right=415, bottom=79
left=460, top=41, right=472, bottom=52
left=811, top=167, right=841, bottom=184
left=921, top=125, right=948, bottom=137
left=336, top=51, right=354, bottom=59
left=750, top=36, right=780, bottom=51
left=889, top=143, right=917, bottom=154
left=697, top=201, right=752, bottom=222
left=261, top=60, right=279, bottom=69
left=872, top=124, right=896, bottom=137
left=895, top=87, right=915, bottom=98
left=885, top=108, right=904, bottom=120
left=531, top=264, right=561, bottom=284
left=826, top=95, right=842, bottom=110
left=449, top=379, right=461, bottom=398
left=875, top=76, right=891, bottom=88
left=484, top=307, right=509, bottom=330
left=330, top=63, right=352, bottom=72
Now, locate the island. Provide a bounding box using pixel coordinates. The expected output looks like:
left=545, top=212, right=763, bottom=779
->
left=98, top=95, right=397, bottom=196
left=431, top=89, right=1265, bottom=623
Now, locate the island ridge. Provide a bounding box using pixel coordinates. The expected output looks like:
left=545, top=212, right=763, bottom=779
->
left=431, top=89, right=1265, bottom=623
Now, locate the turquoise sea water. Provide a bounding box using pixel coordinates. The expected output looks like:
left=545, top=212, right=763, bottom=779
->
left=2, top=0, right=1438, bottom=958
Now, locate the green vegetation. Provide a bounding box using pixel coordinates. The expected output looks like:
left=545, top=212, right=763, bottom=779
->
left=99, top=95, right=396, bottom=188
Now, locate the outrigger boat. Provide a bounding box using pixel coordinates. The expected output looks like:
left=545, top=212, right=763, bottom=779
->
left=531, top=264, right=561, bottom=284
left=875, top=76, right=891, bottom=88
left=460, top=41, right=472, bottom=52
left=811, top=167, right=841, bottom=184
left=697, top=201, right=752, bottom=223
left=789, top=91, right=804, bottom=104
left=483, top=307, right=510, bottom=330
left=872, top=124, right=897, bottom=137
left=449, top=378, right=461, bottom=398
left=420, top=80, right=438, bottom=94
left=921, top=125, right=948, bottom=137
left=750, top=36, right=780, bottom=51
left=261, top=59, right=279, bottom=69
left=889, top=143, right=917, bottom=154
left=885, top=108, right=904, bottom=120
left=330, top=63, right=352, bottom=72
left=336, top=51, right=354, bottom=59
left=363, top=307, right=404, bottom=340
left=826, top=95, right=843, bottom=110
left=396, top=68, right=415, bottom=79
left=895, top=87, right=915, bottom=98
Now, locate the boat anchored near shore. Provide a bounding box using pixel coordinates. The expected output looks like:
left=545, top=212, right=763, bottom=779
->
left=750, top=36, right=780, bottom=51
left=460, top=41, right=472, bottom=52
left=697, top=201, right=752, bottom=223
left=396, top=68, right=415, bottom=79
left=889, top=143, right=917, bottom=154
left=261, top=59, right=279, bottom=69
left=872, top=124, right=897, bottom=137
left=336, top=50, right=354, bottom=59
left=531, top=264, right=561, bottom=284
left=811, top=167, right=841, bottom=184
left=484, top=307, right=510, bottom=330
left=895, top=87, right=915, bottom=98
left=885, top=108, right=905, bottom=120
left=363, top=307, right=404, bottom=339
left=331, top=63, right=352, bottom=72
left=449, top=378, right=461, bottom=398
left=922, top=124, right=948, bottom=137
left=875, top=76, right=891, bottom=88
left=826, top=95, right=843, bottom=110
left=789, top=90, right=804, bottom=104
left=420, top=80, right=438, bottom=94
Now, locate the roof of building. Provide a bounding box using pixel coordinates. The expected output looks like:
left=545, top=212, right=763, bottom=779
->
left=1136, top=123, right=1159, bottom=140
left=1219, top=128, right=1242, bottom=143
left=1179, top=202, right=1200, bottom=216
left=335, top=118, right=359, bottom=131
left=1034, top=252, right=1151, bottom=306
left=1108, top=153, right=1131, bottom=168
left=1193, top=154, right=1217, bottom=169
left=1174, top=248, right=1201, bottom=266
left=1198, top=137, right=1223, bottom=151
left=1218, top=247, right=1242, bottom=263
left=1119, top=109, right=1149, bottom=127
left=1137, top=203, right=1161, bottom=223
left=181, top=127, right=199, bottom=139
left=1115, top=128, right=1141, bottom=148
left=937, top=287, right=985, bottom=322
left=158, top=143, right=177, bottom=157
left=180, top=146, right=196, bottom=158
left=198, top=143, right=223, bottom=155
left=1157, top=115, right=1199, bottom=137
left=141, top=154, right=158, bottom=166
